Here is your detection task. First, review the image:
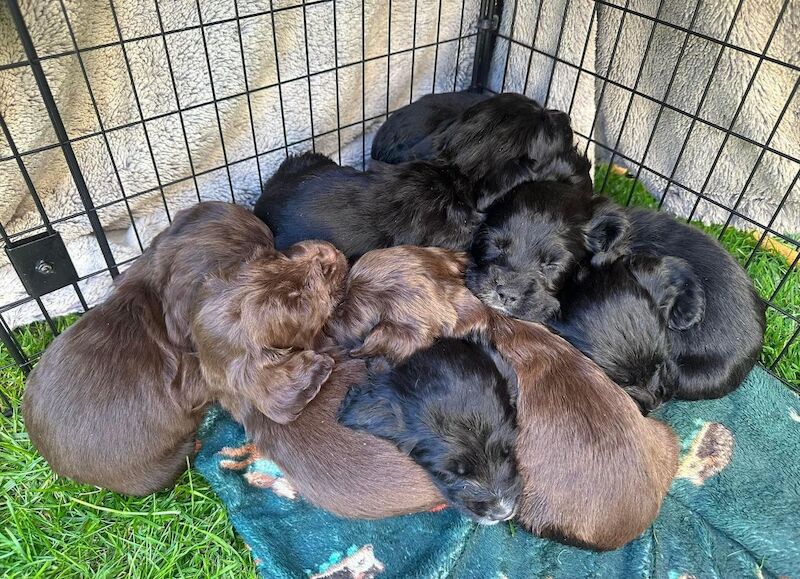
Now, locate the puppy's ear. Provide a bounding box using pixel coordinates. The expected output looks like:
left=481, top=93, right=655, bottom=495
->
left=628, top=255, right=706, bottom=331
left=471, top=335, right=519, bottom=408
left=338, top=380, right=406, bottom=441
left=235, top=350, right=334, bottom=424
left=584, top=198, right=630, bottom=266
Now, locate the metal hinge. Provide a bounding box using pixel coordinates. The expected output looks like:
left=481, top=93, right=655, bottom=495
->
left=5, top=230, right=79, bottom=298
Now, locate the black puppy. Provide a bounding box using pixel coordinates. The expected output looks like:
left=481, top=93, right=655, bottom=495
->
left=254, top=93, right=576, bottom=257
left=547, top=255, right=703, bottom=412
left=371, top=91, right=490, bottom=164
left=339, top=338, right=521, bottom=524
left=626, top=207, right=765, bottom=400
left=467, top=182, right=629, bottom=322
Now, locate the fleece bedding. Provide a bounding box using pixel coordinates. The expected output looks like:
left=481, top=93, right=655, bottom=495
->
left=194, top=366, right=800, bottom=579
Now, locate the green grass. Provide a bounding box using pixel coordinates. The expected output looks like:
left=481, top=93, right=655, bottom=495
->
left=0, top=317, right=257, bottom=577
left=1, top=165, right=797, bottom=576
left=596, top=164, right=800, bottom=388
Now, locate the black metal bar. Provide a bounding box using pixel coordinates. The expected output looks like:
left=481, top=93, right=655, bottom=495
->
left=0, top=114, right=53, bottom=234
left=0, top=33, right=482, bottom=165
left=410, top=0, right=419, bottom=100
left=716, top=76, right=800, bottom=239
left=469, top=0, right=502, bottom=92
left=684, top=0, right=791, bottom=222
left=194, top=0, right=236, bottom=203
left=595, top=0, right=697, bottom=199
left=300, top=0, right=317, bottom=155
left=431, top=0, right=443, bottom=92
left=499, top=0, right=520, bottom=91
left=770, top=324, right=800, bottom=371
left=542, top=0, right=573, bottom=107
left=581, top=0, right=632, bottom=157
left=153, top=0, right=203, bottom=203
left=0, top=315, right=29, bottom=374
left=386, top=0, right=393, bottom=115
left=744, top=169, right=800, bottom=269
left=361, top=0, right=367, bottom=169
left=492, top=33, right=800, bottom=168
left=566, top=4, right=596, bottom=118
left=330, top=0, right=343, bottom=163
left=453, top=0, right=466, bottom=91
left=58, top=0, right=144, bottom=253
left=5, top=0, right=119, bottom=278
left=106, top=0, right=174, bottom=220
left=520, top=0, right=545, bottom=97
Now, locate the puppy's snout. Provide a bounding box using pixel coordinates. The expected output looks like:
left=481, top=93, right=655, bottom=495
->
left=469, top=498, right=517, bottom=525
left=495, top=285, right=519, bottom=306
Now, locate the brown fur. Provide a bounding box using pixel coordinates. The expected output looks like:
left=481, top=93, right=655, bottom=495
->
left=328, top=245, right=678, bottom=548
left=489, top=317, right=679, bottom=550
left=242, top=351, right=444, bottom=518
left=191, top=240, right=348, bottom=425
left=22, top=202, right=343, bottom=496
left=326, top=246, right=491, bottom=362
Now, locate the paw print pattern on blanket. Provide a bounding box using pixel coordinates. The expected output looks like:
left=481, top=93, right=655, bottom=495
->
left=309, top=545, right=385, bottom=579
left=217, top=443, right=297, bottom=500
left=676, top=422, right=734, bottom=485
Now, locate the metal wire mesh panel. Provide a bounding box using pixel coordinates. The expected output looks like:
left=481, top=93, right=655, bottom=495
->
left=0, top=0, right=484, bottom=412
left=488, top=0, right=799, bottom=385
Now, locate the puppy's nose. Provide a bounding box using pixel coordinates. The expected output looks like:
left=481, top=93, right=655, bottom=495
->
left=495, top=286, right=518, bottom=306
left=486, top=500, right=516, bottom=522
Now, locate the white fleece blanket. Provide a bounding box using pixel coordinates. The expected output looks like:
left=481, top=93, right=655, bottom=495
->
left=1, top=0, right=797, bottom=328
left=0, top=0, right=481, bottom=327
left=489, top=0, right=798, bottom=233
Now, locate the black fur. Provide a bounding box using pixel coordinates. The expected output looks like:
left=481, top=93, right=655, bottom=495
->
left=338, top=338, right=521, bottom=524
left=254, top=93, right=579, bottom=258
left=548, top=256, right=689, bottom=413
left=625, top=208, right=766, bottom=400
left=467, top=184, right=627, bottom=322
left=371, top=91, right=490, bottom=164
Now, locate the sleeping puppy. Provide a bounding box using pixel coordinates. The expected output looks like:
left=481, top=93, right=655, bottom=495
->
left=242, top=352, right=445, bottom=518
left=548, top=256, right=694, bottom=412
left=339, top=338, right=521, bottom=525
left=254, top=93, right=576, bottom=257
left=191, top=240, right=348, bottom=425
left=489, top=317, right=679, bottom=550
left=467, top=184, right=629, bottom=321
left=370, top=91, right=490, bottom=164
left=326, top=246, right=492, bottom=364
left=329, top=245, right=678, bottom=549
left=22, top=202, right=279, bottom=495
left=626, top=207, right=766, bottom=399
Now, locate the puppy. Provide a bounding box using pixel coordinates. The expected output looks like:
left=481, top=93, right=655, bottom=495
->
left=254, top=93, right=576, bottom=258
left=548, top=256, right=698, bottom=412
left=370, top=91, right=490, bottom=164
left=326, top=246, right=492, bottom=363
left=339, top=338, right=521, bottom=525
left=242, top=352, right=444, bottom=518
left=22, top=202, right=277, bottom=495
left=488, top=317, right=679, bottom=550
left=328, top=245, right=678, bottom=548
left=626, top=207, right=766, bottom=399
left=468, top=183, right=629, bottom=321
left=191, top=240, right=348, bottom=425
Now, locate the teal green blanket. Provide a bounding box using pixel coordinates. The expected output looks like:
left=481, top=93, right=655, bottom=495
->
left=195, top=367, right=800, bottom=578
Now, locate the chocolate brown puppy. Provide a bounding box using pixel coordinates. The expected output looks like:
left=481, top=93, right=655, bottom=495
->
left=192, top=240, right=348, bottom=425
left=22, top=202, right=322, bottom=495
left=329, top=245, right=678, bottom=549
left=243, top=352, right=444, bottom=518
left=326, top=246, right=492, bottom=363
left=488, top=317, right=679, bottom=550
